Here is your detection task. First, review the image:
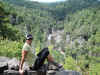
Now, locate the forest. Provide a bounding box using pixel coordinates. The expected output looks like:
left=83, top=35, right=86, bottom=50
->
left=0, top=0, right=100, bottom=75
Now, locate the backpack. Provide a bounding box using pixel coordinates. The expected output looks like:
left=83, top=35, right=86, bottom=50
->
left=33, top=47, right=49, bottom=70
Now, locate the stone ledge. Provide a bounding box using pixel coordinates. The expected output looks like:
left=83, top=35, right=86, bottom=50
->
left=4, top=70, right=20, bottom=75
left=3, top=70, right=81, bottom=75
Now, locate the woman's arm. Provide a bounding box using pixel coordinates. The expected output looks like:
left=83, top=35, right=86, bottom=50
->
left=19, top=50, right=28, bottom=70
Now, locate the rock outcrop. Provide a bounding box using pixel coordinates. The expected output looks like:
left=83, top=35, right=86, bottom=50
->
left=0, top=57, right=9, bottom=73
left=3, top=70, right=81, bottom=75
left=0, top=57, right=29, bottom=74
left=0, top=57, right=82, bottom=75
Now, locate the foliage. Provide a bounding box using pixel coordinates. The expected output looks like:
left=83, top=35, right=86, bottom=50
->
left=50, top=49, right=65, bottom=63
left=0, top=39, right=23, bottom=59
left=0, top=2, right=22, bottom=41
left=0, top=0, right=100, bottom=75
left=64, top=56, right=77, bottom=70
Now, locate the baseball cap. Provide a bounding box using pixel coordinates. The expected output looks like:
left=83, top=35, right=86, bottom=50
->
left=26, top=34, right=33, bottom=40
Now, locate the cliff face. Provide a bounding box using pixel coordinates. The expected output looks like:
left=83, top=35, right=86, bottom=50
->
left=47, top=29, right=86, bottom=51
left=47, top=29, right=65, bottom=51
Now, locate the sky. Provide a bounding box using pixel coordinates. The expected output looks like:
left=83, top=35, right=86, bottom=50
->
left=30, top=0, right=66, bottom=3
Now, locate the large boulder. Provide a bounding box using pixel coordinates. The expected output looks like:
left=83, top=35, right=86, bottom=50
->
left=0, top=57, right=9, bottom=73
left=0, top=57, right=10, bottom=62
left=8, top=58, right=30, bottom=70
left=27, top=71, right=37, bottom=75
left=8, top=58, right=19, bottom=70
left=47, top=70, right=82, bottom=75
left=4, top=70, right=20, bottom=75
left=0, top=57, right=30, bottom=72
left=0, top=62, right=8, bottom=73
left=55, top=70, right=81, bottom=75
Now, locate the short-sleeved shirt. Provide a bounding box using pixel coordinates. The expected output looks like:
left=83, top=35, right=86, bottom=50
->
left=22, top=42, right=35, bottom=66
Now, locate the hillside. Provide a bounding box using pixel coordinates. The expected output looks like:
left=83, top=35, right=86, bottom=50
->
left=2, top=0, right=100, bottom=21
left=0, top=0, right=100, bottom=75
